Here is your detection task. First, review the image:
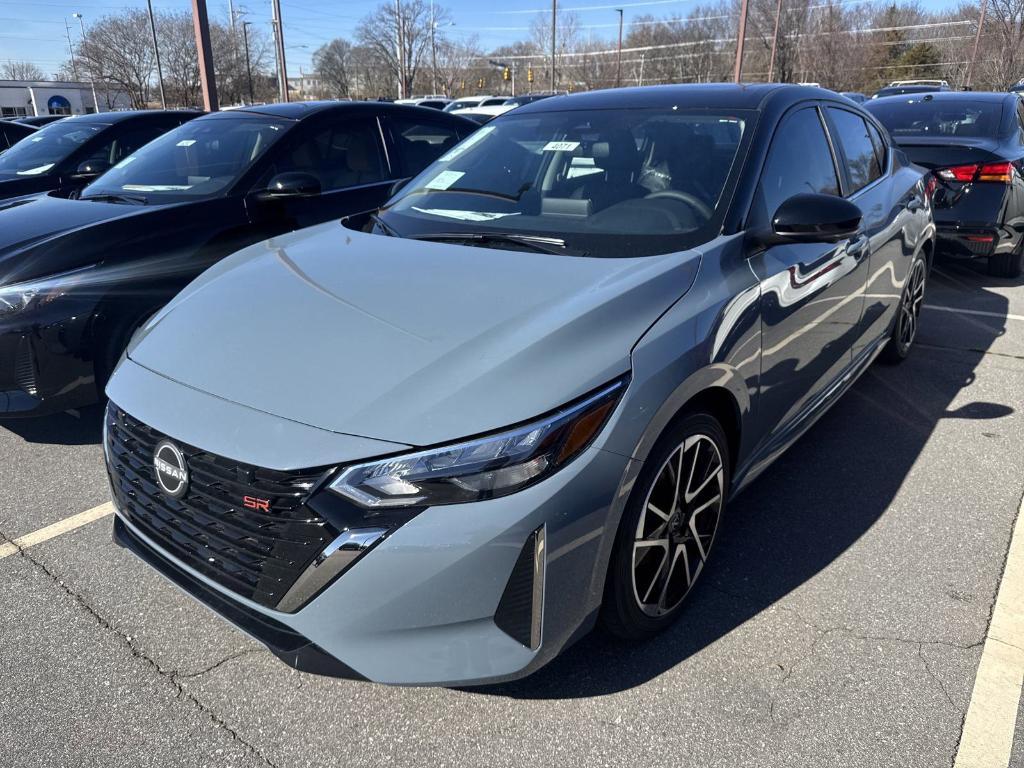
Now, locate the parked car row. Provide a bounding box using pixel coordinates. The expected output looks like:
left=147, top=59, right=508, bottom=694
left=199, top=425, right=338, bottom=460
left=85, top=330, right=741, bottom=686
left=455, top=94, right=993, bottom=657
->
left=0, top=82, right=1011, bottom=687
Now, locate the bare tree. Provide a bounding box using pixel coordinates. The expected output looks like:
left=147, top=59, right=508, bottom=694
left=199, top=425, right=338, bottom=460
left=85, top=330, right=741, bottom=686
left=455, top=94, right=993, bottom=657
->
left=355, top=0, right=446, bottom=98
left=74, top=9, right=155, bottom=108
left=314, top=39, right=354, bottom=98
left=1, top=60, right=45, bottom=80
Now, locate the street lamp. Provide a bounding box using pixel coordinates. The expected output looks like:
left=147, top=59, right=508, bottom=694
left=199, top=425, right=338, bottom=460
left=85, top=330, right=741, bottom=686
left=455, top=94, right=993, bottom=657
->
left=241, top=21, right=255, bottom=104
left=615, top=8, right=623, bottom=88
left=144, top=0, right=167, bottom=108
left=71, top=13, right=99, bottom=113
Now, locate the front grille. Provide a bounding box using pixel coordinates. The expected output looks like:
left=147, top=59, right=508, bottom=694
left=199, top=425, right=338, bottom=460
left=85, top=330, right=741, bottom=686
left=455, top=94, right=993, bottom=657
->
left=105, top=403, right=338, bottom=610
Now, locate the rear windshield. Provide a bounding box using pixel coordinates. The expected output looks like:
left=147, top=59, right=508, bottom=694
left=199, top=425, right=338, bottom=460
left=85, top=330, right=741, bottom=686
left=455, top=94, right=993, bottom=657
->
left=379, top=108, right=752, bottom=258
left=867, top=99, right=1004, bottom=139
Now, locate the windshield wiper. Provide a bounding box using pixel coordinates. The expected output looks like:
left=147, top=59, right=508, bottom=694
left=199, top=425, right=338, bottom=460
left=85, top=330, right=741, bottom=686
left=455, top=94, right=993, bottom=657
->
left=410, top=231, right=585, bottom=256
left=80, top=193, right=148, bottom=205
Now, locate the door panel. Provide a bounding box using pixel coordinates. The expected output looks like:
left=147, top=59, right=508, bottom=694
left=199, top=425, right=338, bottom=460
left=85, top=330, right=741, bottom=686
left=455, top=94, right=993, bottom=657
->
left=750, top=106, right=870, bottom=441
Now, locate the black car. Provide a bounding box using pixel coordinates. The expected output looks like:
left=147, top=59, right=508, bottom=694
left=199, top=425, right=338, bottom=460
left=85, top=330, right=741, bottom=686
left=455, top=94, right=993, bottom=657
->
left=0, top=111, right=198, bottom=202
left=867, top=91, right=1024, bottom=277
left=0, top=120, right=36, bottom=151
left=13, top=115, right=68, bottom=127
left=0, top=101, right=476, bottom=416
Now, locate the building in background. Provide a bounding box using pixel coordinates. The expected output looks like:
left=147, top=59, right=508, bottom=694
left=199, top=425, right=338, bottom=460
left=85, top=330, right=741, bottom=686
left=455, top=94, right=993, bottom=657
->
left=287, top=72, right=324, bottom=101
left=0, top=80, right=132, bottom=118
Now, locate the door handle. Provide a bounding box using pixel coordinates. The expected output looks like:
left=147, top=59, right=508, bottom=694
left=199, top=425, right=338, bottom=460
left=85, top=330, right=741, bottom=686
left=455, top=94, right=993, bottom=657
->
left=846, top=233, right=870, bottom=260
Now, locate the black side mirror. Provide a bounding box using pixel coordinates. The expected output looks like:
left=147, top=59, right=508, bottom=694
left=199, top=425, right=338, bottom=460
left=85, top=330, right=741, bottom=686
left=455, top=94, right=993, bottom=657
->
left=259, top=171, right=322, bottom=199
left=73, top=159, right=111, bottom=179
left=389, top=177, right=411, bottom=198
left=763, top=193, right=863, bottom=245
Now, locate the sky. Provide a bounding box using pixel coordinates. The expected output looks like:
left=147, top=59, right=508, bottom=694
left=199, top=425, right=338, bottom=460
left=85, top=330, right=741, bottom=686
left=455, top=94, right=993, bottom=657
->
left=0, top=0, right=962, bottom=79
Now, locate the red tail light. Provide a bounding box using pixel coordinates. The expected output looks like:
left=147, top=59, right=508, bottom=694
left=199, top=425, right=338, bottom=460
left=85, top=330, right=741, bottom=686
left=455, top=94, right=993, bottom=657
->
left=936, top=162, right=1014, bottom=184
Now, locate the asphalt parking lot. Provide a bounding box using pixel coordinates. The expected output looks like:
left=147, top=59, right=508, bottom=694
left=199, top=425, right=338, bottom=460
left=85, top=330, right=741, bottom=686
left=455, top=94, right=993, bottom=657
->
left=1, top=258, right=1022, bottom=768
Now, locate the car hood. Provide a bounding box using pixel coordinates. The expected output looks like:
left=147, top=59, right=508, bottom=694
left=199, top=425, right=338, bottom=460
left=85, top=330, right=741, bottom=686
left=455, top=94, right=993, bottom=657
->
left=127, top=223, right=701, bottom=447
left=0, top=193, right=141, bottom=275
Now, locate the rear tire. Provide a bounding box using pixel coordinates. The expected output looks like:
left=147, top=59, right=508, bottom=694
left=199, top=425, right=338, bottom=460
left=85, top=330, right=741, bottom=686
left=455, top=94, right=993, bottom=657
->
left=881, top=256, right=927, bottom=365
left=988, top=248, right=1023, bottom=279
left=601, top=412, right=730, bottom=641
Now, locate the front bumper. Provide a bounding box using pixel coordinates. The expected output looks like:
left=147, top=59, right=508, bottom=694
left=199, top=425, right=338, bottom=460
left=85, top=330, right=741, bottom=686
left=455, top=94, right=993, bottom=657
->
left=105, top=367, right=634, bottom=686
left=0, top=302, right=98, bottom=417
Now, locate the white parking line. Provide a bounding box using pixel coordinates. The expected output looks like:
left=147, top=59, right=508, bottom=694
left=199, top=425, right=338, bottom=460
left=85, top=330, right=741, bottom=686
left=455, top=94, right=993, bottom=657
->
left=954, top=491, right=1024, bottom=768
left=0, top=502, right=114, bottom=560
left=923, top=304, right=1024, bottom=323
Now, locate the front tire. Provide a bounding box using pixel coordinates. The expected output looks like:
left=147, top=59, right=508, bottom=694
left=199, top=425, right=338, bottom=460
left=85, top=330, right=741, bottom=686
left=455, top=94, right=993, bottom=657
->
left=881, top=256, right=927, bottom=364
left=601, top=412, right=729, bottom=640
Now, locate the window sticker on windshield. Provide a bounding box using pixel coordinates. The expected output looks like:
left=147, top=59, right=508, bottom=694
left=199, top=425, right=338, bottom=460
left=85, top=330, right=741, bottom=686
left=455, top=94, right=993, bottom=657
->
left=123, top=184, right=192, bottom=192
left=542, top=140, right=580, bottom=152
left=411, top=206, right=521, bottom=223
left=424, top=170, right=465, bottom=190
left=438, top=125, right=494, bottom=162
left=176, top=139, right=197, bottom=147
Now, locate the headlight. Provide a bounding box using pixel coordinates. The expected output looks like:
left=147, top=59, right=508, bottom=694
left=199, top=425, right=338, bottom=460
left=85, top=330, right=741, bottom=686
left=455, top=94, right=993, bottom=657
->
left=329, top=377, right=628, bottom=508
left=0, top=264, right=97, bottom=318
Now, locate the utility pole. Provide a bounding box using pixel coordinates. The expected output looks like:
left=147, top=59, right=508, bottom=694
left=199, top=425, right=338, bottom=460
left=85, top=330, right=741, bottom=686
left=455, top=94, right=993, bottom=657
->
left=638, top=51, right=645, bottom=86
left=394, top=0, right=405, bottom=99
left=965, top=0, right=989, bottom=89
left=271, top=0, right=289, bottom=102
left=64, top=18, right=78, bottom=80
left=191, top=0, right=218, bottom=111
left=145, top=0, right=167, bottom=108
left=767, top=0, right=783, bottom=82
left=242, top=21, right=255, bottom=104
left=733, top=0, right=749, bottom=83
left=550, top=0, right=557, bottom=92
left=71, top=14, right=99, bottom=112
left=430, top=0, right=438, bottom=95
left=615, top=8, right=623, bottom=88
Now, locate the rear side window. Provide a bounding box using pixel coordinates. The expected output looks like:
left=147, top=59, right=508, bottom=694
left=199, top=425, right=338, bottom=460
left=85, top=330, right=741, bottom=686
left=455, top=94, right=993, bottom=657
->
left=866, top=121, right=887, bottom=174
left=390, top=118, right=462, bottom=176
left=754, top=107, right=839, bottom=223
left=827, top=107, right=882, bottom=194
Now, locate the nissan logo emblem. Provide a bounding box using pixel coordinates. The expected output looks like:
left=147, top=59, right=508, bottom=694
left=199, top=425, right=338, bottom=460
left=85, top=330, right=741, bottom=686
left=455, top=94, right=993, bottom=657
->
left=153, top=440, right=188, bottom=499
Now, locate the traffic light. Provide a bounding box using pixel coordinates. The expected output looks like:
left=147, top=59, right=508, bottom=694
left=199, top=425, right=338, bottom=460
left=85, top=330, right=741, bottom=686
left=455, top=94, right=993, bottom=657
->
left=503, top=67, right=510, bottom=81
left=527, top=67, right=534, bottom=83
left=478, top=77, right=484, bottom=88
left=460, top=79, right=466, bottom=91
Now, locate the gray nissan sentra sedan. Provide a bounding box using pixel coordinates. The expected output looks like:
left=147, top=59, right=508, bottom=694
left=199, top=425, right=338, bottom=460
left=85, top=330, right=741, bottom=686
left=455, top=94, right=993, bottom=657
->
left=103, top=84, right=935, bottom=686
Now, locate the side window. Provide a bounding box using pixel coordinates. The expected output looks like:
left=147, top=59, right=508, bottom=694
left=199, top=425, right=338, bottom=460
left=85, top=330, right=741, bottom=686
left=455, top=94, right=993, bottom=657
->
left=754, top=107, right=840, bottom=224
left=1016, top=101, right=1024, bottom=142
left=827, top=107, right=882, bottom=194
left=264, top=119, right=386, bottom=192
left=390, top=118, right=461, bottom=176
left=80, top=123, right=176, bottom=167
left=866, top=121, right=888, bottom=174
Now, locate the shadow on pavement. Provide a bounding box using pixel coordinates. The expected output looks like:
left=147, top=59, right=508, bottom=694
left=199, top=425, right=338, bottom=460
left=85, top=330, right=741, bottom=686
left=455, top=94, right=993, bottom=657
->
left=479, top=263, right=1012, bottom=700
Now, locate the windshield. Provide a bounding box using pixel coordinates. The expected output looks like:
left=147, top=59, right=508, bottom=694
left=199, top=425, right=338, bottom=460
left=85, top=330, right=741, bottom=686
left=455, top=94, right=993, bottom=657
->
left=377, top=108, right=750, bottom=258
left=867, top=99, right=1004, bottom=139
left=81, top=115, right=290, bottom=203
left=0, top=119, right=103, bottom=179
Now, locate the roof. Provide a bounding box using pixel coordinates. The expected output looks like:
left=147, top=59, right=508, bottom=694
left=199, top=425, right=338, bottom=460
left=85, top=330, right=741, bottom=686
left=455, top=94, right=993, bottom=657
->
left=869, top=90, right=1014, bottom=105
left=204, top=100, right=476, bottom=125
left=56, top=110, right=197, bottom=125
left=512, top=83, right=839, bottom=114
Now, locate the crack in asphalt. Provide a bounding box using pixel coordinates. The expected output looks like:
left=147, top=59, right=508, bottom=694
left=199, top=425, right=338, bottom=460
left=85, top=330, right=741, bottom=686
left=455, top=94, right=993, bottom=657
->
left=704, top=582, right=984, bottom=729
left=0, top=523, right=280, bottom=768
left=917, top=341, right=1024, bottom=363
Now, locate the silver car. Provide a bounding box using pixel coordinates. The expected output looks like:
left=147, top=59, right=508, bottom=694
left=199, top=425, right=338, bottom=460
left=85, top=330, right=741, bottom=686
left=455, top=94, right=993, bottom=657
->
left=104, top=84, right=934, bottom=685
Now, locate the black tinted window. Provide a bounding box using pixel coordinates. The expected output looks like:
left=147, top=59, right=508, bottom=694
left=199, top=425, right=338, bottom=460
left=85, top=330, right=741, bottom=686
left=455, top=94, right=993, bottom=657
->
left=828, top=107, right=882, bottom=193
left=390, top=118, right=462, bottom=176
left=755, top=107, right=839, bottom=221
left=267, top=119, right=386, bottom=191
left=867, top=98, right=1003, bottom=140
left=866, top=121, right=887, bottom=172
